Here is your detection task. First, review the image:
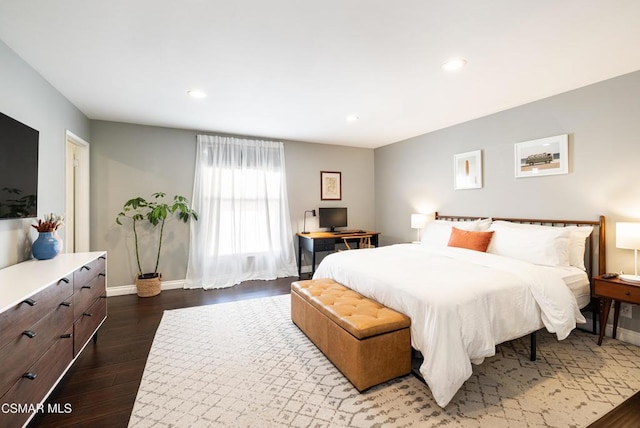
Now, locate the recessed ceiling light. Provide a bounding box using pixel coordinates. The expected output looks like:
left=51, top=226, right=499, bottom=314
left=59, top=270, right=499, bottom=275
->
left=187, top=89, right=207, bottom=99
left=442, top=58, right=467, bottom=72
left=346, top=114, right=359, bottom=122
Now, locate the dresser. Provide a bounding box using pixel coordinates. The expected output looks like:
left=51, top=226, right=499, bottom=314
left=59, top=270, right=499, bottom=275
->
left=0, top=252, right=107, bottom=427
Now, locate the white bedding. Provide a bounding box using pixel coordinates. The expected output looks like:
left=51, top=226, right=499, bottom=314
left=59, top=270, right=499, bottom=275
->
left=540, top=265, right=591, bottom=308
left=312, top=244, right=586, bottom=407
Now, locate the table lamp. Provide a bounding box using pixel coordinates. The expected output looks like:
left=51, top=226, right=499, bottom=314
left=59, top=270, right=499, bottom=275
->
left=411, top=214, right=428, bottom=242
left=616, top=222, right=640, bottom=283
left=302, top=209, right=316, bottom=234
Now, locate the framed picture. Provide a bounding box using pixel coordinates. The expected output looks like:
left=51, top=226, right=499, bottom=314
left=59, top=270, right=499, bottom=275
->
left=515, top=134, right=568, bottom=178
left=320, top=171, right=341, bottom=200
left=454, top=150, right=482, bottom=190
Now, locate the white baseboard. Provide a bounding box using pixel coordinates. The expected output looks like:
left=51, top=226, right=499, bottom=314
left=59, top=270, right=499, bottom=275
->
left=583, top=316, right=640, bottom=346
left=603, top=323, right=640, bottom=346
left=106, top=279, right=185, bottom=297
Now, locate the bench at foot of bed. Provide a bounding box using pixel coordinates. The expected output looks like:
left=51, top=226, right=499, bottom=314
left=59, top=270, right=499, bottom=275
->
left=291, top=278, right=411, bottom=391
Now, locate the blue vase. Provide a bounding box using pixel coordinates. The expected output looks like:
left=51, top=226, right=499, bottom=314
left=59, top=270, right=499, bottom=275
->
left=32, top=232, right=60, bottom=260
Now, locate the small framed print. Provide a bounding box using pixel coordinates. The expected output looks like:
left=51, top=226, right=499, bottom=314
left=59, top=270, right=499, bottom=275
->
left=320, top=171, right=341, bottom=200
left=515, top=134, right=568, bottom=178
left=454, top=150, right=482, bottom=190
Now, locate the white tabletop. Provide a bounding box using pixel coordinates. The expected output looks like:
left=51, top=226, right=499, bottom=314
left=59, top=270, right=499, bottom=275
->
left=0, top=252, right=106, bottom=313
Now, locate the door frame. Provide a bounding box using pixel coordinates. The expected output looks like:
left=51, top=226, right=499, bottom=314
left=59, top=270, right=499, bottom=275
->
left=65, top=130, right=90, bottom=253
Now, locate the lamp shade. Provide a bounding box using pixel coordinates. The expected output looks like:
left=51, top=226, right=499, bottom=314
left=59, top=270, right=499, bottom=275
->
left=411, top=214, right=428, bottom=229
left=616, top=222, right=640, bottom=250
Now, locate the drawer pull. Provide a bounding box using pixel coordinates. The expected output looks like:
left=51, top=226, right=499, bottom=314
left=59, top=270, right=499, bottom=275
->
left=59, top=277, right=70, bottom=284
left=99, top=256, right=106, bottom=260
left=22, top=330, right=36, bottom=338
left=99, top=273, right=106, bottom=277
left=60, top=333, right=72, bottom=339
left=22, top=373, right=37, bottom=380
left=82, top=312, right=93, bottom=317
left=82, top=285, right=92, bottom=289
left=626, top=292, right=631, bottom=296
left=22, top=298, right=37, bottom=306
left=81, top=265, right=91, bottom=271
left=60, top=301, right=72, bottom=307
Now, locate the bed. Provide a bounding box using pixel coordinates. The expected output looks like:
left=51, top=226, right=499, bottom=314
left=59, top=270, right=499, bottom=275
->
left=312, top=214, right=605, bottom=407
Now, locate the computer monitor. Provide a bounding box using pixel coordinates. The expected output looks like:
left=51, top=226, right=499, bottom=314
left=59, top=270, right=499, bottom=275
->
left=318, top=207, right=347, bottom=231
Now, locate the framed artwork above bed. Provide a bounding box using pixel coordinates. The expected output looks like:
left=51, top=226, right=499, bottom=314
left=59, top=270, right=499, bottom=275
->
left=515, top=134, right=568, bottom=178
left=454, top=150, right=482, bottom=190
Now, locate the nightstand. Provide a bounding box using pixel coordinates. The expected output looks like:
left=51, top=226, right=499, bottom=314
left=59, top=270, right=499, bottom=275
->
left=594, top=275, right=640, bottom=345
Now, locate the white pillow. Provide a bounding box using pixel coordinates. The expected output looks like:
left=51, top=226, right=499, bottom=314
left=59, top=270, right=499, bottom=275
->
left=421, top=219, right=480, bottom=246
left=566, top=226, right=594, bottom=271
left=487, top=221, right=571, bottom=267
left=477, top=217, right=493, bottom=231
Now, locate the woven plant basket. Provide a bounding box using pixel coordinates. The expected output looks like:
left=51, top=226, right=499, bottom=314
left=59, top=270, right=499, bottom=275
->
left=136, top=273, right=162, bottom=297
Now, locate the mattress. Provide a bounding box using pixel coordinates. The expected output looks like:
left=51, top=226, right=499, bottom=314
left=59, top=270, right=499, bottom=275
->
left=542, top=265, right=591, bottom=308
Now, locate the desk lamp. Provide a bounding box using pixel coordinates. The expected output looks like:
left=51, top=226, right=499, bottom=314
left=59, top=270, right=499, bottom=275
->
left=616, top=222, right=640, bottom=282
left=302, top=209, right=316, bottom=234
left=411, top=214, right=428, bottom=242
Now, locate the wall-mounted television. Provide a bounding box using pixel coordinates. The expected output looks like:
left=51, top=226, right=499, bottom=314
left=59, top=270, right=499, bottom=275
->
left=0, top=112, right=39, bottom=219
left=318, top=207, right=347, bottom=231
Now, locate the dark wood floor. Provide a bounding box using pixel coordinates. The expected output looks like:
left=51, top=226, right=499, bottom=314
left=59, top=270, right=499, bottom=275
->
left=28, top=277, right=292, bottom=427
left=588, top=390, right=640, bottom=428
left=28, top=277, right=638, bottom=427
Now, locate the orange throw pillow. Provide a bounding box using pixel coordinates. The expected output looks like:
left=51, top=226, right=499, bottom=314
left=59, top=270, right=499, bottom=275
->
left=448, top=227, right=494, bottom=252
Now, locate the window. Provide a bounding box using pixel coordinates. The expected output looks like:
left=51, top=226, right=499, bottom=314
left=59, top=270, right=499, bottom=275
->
left=185, top=135, right=298, bottom=289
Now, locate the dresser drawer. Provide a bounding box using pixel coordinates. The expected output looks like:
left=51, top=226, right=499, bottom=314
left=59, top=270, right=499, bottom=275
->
left=0, top=277, right=73, bottom=349
left=0, top=302, right=73, bottom=397
left=73, top=255, right=106, bottom=292
left=0, top=327, right=73, bottom=428
left=595, top=279, right=640, bottom=303
left=73, top=297, right=107, bottom=356
left=73, top=273, right=106, bottom=320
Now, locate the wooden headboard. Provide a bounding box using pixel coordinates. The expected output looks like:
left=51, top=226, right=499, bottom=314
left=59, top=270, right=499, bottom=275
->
left=434, top=213, right=606, bottom=280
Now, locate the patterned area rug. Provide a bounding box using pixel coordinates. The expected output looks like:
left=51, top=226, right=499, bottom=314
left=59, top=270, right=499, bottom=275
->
left=129, top=295, right=640, bottom=427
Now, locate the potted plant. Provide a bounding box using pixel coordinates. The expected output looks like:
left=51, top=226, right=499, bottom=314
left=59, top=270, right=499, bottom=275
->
left=31, top=213, right=64, bottom=260
left=116, top=192, right=198, bottom=297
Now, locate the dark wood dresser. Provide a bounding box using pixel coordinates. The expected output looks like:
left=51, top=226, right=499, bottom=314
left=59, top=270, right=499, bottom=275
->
left=0, top=252, right=107, bottom=427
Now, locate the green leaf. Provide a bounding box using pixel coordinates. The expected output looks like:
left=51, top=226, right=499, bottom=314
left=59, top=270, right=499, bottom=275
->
left=116, top=192, right=197, bottom=274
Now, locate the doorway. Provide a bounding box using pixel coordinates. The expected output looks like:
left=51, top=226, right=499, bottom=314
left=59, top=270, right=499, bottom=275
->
left=65, top=131, right=90, bottom=253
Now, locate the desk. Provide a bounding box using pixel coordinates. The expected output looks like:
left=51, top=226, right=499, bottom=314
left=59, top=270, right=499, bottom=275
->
left=297, top=231, right=380, bottom=277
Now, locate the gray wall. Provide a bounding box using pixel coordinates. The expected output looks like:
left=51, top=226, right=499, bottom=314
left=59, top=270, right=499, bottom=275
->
left=374, top=69, right=640, bottom=331
left=5, top=28, right=638, bottom=333
left=91, top=121, right=375, bottom=288
left=0, top=40, right=90, bottom=269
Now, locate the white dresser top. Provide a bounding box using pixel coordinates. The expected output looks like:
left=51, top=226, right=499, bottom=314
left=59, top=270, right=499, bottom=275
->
left=0, top=252, right=106, bottom=313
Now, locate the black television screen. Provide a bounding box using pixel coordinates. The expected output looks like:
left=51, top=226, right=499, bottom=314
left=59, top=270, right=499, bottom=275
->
left=0, top=112, right=39, bottom=219
left=318, top=207, right=347, bottom=231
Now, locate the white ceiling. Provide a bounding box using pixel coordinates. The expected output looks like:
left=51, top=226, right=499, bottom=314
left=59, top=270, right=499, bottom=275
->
left=1, top=1, right=640, bottom=149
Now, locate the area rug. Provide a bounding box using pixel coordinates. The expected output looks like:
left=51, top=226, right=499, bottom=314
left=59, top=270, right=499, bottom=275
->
left=128, top=295, right=640, bottom=427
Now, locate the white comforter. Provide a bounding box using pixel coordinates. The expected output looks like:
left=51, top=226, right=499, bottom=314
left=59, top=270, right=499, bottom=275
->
left=312, top=244, right=586, bottom=407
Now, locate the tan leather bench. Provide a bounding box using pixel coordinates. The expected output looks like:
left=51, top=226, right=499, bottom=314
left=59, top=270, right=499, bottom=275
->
left=291, top=278, right=411, bottom=391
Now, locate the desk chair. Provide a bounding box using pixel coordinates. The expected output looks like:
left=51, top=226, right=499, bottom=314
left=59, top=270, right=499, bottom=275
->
left=342, top=235, right=372, bottom=250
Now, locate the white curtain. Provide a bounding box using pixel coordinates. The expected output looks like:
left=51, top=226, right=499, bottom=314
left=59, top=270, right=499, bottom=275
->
left=185, top=134, right=298, bottom=289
